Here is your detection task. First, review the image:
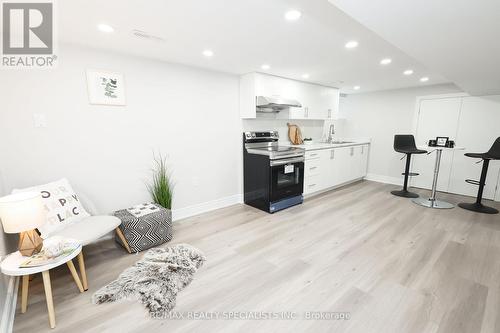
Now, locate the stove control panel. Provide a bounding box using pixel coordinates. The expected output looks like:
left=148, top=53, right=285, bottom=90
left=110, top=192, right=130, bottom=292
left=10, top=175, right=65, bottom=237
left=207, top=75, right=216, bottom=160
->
left=244, top=131, right=279, bottom=141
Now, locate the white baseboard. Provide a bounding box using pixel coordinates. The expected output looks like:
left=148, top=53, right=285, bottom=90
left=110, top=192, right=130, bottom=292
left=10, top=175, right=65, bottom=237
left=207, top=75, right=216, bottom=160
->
left=172, top=194, right=243, bottom=222
left=304, top=178, right=364, bottom=199
left=365, top=174, right=500, bottom=202
left=98, top=194, right=243, bottom=240
left=364, top=173, right=402, bottom=186
left=0, top=276, right=18, bottom=333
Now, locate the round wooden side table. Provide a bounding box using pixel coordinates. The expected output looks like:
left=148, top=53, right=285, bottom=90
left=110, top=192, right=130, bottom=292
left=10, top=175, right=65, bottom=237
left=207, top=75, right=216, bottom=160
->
left=0, top=244, right=84, bottom=329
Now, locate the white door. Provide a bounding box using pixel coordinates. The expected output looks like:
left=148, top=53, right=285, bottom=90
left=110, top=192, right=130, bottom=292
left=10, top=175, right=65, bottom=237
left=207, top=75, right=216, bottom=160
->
left=412, top=98, right=462, bottom=191
left=448, top=96, right=500, bottom=200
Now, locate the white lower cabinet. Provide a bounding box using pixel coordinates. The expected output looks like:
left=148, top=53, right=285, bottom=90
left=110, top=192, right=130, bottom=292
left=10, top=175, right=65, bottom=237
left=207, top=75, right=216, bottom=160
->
left=304, top=144, right=369, bottom=195
left=304, top=150, right=327, bottom=194
left=348, top=145, right=369, bottom=181
left=304, top=174, right=321, bottom=194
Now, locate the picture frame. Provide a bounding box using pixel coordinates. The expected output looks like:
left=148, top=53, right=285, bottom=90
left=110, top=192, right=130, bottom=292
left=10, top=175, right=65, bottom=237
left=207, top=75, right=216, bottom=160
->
left=86, top=70, right=126, bottom=106
left=435, top=136, right=449, bottom=147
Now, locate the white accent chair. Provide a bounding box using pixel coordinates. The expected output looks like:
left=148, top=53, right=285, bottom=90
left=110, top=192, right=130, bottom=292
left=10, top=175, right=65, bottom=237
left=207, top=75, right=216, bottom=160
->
left=44, top=192, right=124, bottom=290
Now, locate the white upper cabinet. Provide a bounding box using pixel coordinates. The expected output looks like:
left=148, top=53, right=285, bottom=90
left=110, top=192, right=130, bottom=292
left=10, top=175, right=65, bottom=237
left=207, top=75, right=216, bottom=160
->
left=299, top=83, right=339, bottom=120
left=322, top=86, right=340, bottom=119
left=254, top=73, right=301, bottom=98
left=240, top=72, right=339, bottom=120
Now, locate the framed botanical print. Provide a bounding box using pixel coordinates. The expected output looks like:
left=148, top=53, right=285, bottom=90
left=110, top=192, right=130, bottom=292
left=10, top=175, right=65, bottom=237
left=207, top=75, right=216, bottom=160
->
left=86, top=70, right=126, bottom=106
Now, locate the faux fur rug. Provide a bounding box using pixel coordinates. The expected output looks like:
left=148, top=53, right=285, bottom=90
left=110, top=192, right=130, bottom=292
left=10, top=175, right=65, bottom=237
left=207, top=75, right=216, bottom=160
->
left=92, top=244, right=205, bottom=318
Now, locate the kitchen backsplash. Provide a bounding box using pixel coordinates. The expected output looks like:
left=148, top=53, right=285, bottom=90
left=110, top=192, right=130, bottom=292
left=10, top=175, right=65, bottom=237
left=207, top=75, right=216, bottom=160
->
left=242, top=115, right=345, bottom=144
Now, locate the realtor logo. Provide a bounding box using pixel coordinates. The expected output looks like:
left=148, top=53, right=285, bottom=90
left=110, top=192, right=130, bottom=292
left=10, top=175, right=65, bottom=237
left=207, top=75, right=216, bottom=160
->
left=1, top=1, right=57, bottom=68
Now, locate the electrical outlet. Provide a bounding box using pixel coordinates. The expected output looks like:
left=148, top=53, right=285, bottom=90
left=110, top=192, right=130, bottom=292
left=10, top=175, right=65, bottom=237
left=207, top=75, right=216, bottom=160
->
left=33, top=113, right=47, bottom=128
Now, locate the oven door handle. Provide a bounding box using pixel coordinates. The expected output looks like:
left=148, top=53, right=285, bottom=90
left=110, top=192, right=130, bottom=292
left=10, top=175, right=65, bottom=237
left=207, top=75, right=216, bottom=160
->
left=275, top=153, right=305, bottom=160
left=270, top=157, right=305, bottom=166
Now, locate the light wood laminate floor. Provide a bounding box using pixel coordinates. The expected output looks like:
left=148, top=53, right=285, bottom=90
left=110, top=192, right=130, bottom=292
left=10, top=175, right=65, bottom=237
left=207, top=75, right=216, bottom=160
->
left=12, top=181, right=500, bottom=333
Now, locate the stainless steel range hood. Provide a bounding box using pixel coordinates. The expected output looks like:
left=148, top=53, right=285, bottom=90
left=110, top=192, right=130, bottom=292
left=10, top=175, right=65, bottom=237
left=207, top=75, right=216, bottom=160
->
left=256, top=96, right=302, bottom=112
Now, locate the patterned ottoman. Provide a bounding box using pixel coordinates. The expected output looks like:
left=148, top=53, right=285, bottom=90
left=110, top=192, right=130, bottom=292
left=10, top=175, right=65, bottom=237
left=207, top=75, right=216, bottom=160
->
left=114, top=203, right=172, bottom=253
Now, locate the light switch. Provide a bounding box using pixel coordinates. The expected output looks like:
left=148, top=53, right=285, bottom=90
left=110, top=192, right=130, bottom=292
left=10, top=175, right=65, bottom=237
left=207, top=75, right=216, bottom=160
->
left=33, top=113, right=47, bottom=128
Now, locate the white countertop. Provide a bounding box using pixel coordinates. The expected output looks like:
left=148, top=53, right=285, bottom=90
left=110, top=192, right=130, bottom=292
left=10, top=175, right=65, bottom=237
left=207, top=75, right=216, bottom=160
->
left=281, top=139, right=371, bottom=151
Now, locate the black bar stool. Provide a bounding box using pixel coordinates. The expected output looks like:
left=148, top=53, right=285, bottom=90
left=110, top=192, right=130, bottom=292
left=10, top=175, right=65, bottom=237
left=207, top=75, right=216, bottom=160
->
left=391, top=135, right=427, bottom=198
left=458, top=137, right=500, bottom=214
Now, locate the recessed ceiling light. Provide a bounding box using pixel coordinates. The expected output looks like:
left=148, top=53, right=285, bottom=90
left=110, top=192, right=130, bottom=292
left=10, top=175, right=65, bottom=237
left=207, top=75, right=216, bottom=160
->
left=403, top=69, right=414, bottom=75
left=353, top=85, right=360, bottom=90
left=261, top=64, right=271, bottom=70
left=284, top=10, right=302, bottom=21
left=202, top=49, right=214, bottom=57
left=345, top=41, right=359, bottom=49
left=97, top=24, right=114, bottom=33
left=380, top=58, right=392, bottom=65
left=420, top=77, right=429, bottom=82
left=302, top=73, right=310, bottom=79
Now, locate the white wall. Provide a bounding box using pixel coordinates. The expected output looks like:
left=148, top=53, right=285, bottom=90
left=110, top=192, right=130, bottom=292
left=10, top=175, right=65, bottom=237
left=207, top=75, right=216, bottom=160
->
left=339, top=84, right=463, bottom=184
left=0, top=45, right=242, bottom=218
left=0, top=175, right=17, bottom=333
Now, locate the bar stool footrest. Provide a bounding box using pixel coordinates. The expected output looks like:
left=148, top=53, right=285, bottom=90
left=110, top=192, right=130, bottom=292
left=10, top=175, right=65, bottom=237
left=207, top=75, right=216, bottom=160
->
left=465, top=179, right=482, bottom=186
left=402, top=172, right=419, bottom=177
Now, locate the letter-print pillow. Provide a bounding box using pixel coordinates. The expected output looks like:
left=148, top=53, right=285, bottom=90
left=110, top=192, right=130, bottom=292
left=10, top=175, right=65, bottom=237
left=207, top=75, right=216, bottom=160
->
left=13, top=178, right=90, bottom=238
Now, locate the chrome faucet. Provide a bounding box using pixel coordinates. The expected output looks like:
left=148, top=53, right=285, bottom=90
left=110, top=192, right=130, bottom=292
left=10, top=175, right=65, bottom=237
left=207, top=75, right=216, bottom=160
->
left=328, top=124, right=335, bottom=143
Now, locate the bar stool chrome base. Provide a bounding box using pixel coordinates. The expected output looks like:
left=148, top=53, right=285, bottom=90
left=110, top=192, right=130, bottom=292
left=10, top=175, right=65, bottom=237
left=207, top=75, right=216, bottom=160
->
left=412, top=197, right=454, bottom=209
left=458, top=202, right=499, bottom=214
left=390, top=190, right=419, bottom=198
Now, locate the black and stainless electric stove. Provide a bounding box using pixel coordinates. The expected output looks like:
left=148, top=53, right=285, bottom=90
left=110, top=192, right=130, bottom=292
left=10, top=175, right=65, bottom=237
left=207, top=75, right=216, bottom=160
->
left=243, top=131, right=305, bottom=213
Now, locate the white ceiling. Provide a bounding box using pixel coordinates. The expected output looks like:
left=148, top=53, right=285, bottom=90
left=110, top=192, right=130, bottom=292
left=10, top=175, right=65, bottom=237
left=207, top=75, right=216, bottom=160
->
left=330, top=0, right=500, bottom=95
left=58, top=0, right=450, bottom=94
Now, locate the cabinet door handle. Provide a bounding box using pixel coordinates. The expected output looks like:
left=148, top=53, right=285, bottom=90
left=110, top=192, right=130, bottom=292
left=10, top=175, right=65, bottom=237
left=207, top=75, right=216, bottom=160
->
left=308, top=184, right=316, bottom=187
left=361, top=146, right=364, bottom=154
left=331, top=149, right=335, bottom=159
left=310, top=153, right=318, bottom=157
left=328, top=109, right=332, bottom=119
left=350, top=147, right=354, bottom=156
left=309, top=166, right=317, bottom=170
